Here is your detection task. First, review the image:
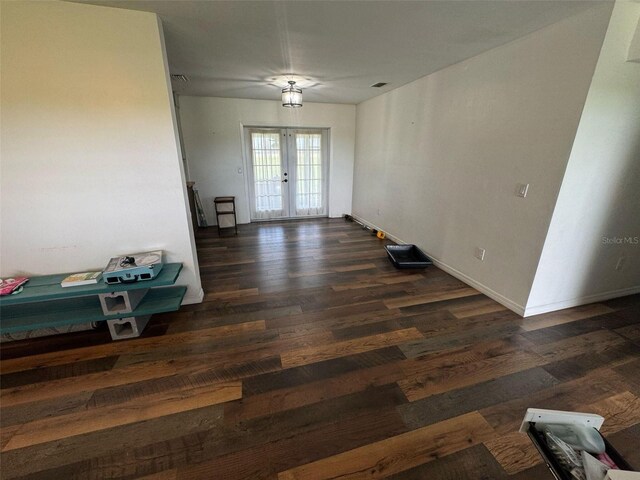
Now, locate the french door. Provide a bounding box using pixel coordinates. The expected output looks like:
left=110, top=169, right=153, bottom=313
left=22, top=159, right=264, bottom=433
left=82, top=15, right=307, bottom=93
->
left=245, top=127, right=329, bottom=221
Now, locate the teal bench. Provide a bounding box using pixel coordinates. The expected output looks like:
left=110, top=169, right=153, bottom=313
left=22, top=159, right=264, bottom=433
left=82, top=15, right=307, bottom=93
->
left=0, top=263, right=186, bottom=340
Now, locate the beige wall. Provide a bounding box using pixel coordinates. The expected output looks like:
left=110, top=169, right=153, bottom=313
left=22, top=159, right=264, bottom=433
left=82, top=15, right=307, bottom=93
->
left=352, top=4, right=612, bottom=314
left=178, top=96, right=356, bottom=224
left=526, top=1, right=640, bottom=314
left=628, top=14, right=640, bottom=62
left=0, top=1, right=202, bottom=303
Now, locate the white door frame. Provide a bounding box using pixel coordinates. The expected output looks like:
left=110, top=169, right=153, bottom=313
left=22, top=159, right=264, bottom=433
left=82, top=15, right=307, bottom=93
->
left=243, top=126, right=330, bottom=222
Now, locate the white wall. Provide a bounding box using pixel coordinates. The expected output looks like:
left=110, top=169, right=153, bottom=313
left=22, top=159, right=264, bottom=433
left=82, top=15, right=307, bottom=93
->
left=0, top=1, right=203, bottom=303
left=526, top=1, right=640, bottom=315
left=352, top=3, right=612, bottom=314
left=178, top=96, right=355, bottom=224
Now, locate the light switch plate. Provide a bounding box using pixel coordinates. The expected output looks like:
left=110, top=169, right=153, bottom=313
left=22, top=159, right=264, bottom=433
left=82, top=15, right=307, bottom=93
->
left=516, top=183, right=529, bottom=198
left=475, top=247, right=486, bottom=261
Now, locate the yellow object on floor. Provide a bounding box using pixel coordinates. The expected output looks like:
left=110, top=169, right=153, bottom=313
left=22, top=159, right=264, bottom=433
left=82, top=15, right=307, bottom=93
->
left=377, top=231, right=386, bottom=239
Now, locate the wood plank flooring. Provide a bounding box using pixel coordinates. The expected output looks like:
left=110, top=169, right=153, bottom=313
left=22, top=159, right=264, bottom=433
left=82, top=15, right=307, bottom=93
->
left=1, top=218, right=639, bottom=479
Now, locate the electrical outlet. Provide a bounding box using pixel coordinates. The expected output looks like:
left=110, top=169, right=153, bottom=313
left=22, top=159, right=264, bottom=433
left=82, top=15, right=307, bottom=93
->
left=475, top=247, right=486, bottom=261
left=516, top=183, right=529, bottom=198
left=615, top=257, right=625, bottom=271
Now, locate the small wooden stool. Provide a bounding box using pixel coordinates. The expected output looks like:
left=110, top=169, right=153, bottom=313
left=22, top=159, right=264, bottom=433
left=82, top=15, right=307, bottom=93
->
left=214, top=196, right=238, bottom=235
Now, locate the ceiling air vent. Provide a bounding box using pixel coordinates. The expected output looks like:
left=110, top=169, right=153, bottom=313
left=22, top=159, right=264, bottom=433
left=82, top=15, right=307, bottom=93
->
left=170, top=74, right=189, bottom=82
left=370, top=82, right=388, bottom=88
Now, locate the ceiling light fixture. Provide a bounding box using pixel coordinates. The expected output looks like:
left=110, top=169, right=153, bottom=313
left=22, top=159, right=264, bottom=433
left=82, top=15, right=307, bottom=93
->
left=282, top=80, right=302, bottom=108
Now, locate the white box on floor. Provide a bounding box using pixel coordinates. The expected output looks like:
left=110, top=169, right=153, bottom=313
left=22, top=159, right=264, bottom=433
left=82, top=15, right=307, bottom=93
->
left=605, top=472, right=640, bottom=479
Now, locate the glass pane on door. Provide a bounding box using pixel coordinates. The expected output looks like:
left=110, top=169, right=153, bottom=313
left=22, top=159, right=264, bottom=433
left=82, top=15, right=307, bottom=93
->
left=294, top=132, right=325, bottom=216
left=250, top=131, right=286, bottom=219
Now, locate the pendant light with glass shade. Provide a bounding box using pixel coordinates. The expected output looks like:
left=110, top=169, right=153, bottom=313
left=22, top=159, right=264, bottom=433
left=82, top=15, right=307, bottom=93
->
left=282, top=80, right=302, bottom=108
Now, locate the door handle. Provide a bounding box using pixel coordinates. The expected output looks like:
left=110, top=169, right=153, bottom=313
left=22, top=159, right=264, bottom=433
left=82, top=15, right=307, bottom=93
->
left=282, top=179, right=288, bottom=183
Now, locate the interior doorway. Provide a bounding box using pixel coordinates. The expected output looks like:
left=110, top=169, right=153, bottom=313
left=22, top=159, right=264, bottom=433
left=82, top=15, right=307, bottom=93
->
left=244, top=127, right=329, bottom=221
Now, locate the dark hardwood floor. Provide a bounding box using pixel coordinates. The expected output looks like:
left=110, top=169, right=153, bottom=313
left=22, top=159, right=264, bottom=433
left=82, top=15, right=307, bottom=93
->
left=1, top=218, right=639, bottom=479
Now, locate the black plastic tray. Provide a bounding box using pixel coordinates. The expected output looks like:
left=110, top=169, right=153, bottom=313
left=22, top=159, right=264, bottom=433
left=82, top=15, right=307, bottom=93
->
left=385, top=244, right=432, bottom=269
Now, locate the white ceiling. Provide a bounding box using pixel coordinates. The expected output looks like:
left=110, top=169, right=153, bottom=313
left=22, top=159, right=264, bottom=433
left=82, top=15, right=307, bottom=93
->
left=78, top=0, right=606, bottom=104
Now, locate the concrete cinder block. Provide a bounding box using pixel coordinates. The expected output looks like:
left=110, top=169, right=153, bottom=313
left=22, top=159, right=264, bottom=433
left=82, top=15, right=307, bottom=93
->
left=98, top=289, right=149, bottom=315
left=106, top=315, right=150, bottom=340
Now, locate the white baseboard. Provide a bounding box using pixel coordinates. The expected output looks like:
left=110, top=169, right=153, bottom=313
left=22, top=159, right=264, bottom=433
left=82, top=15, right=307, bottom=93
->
left=182, top=287, right=204, bottom=305
left=350, top=214, right=407, bottom=245
left=524, top=285, right=640, bottom=317
left=431, top=259, right=526, bottom=316
left=351, top=214, right=527, bottom=317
